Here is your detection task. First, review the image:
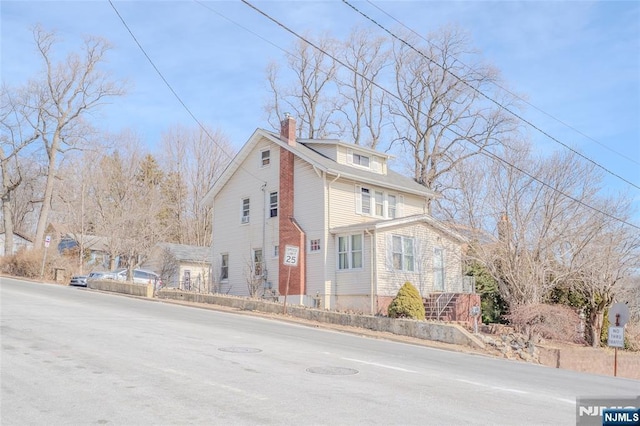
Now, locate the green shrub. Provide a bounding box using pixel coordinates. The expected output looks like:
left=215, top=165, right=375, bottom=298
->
left=388, top=282, right=425, bottom=320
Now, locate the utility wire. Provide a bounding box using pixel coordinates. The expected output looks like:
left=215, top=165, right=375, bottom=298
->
left=364, top=0, right=640, bottom=168
left=343, top=0, right=640, bottom=192
left=107, top=0, right=267, bottom=188
left=240, top=0, right=640, bottom=231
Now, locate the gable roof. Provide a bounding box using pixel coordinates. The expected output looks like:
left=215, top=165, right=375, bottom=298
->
left=156, top=243, right=211, bottom=263
left=329, top=214, right=469, bottom=243
left=202, top=128, right=440, bottom=206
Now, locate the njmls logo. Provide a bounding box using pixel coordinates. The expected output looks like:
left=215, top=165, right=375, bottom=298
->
left=576, top=396, right=640, bottom=426
left=579, top=406, right=637, bottom=416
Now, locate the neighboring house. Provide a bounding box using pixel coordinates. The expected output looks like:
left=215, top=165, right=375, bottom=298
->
left=203, top=116, right=473, bottom=315
left=0, top=231, right=33, bottom=256
left=45, top=223, right=112, bottom=269
left=143, top=243, right=211, bottom=291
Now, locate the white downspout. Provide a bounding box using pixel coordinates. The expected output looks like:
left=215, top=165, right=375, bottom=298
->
left=365, top=229, right=376, bottom=315
left=327, top=173, right=341, bottom=310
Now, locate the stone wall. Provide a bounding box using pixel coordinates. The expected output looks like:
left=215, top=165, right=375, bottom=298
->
left=156, top=289, right=485, bottom=349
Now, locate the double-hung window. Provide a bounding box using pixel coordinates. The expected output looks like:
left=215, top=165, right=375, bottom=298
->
left=391, top=235, right=415, bottom=272
left=360, top=187, right=371, bottom=215
left=269, top=192, right=278, bottom=217
left=261, top=149, right=270, bottom=167
left=353, top=153, right=370, bottom=168
left=387, top=195, right=397, bottom=219
left=375, top=191, right=384, bottom=217
left=434, top=248, right=445, bottom=290
left=253, top=249, right=263, bottom=277
left=338, top=234, right=363, bottom=270
left=220, top=254, right=229, bottom=280
left=241, top=198, right=250, bottom=223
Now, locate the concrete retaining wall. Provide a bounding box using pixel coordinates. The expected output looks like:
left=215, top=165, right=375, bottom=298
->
left=156, top=289, right=485, bottom=349
left=88, top=280, right=153, bottom=298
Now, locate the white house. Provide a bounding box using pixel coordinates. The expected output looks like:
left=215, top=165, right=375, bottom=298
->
left=142, top=243, right=211, bottom=291
left=203, top=116, right=471, bottom=315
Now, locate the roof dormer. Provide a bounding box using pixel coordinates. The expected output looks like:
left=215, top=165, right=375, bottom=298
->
left=299, top=139, right=390, bottom=175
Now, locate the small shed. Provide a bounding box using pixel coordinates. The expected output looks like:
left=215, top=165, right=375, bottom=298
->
left=142, top=243, right=212, bottom=291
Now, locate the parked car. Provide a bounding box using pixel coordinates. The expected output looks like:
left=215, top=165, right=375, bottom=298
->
left=86, top=271, right=108, bottom=282
left=69, top=275, right=88, bottom=287
left=110, top=268, right=161, bottom=286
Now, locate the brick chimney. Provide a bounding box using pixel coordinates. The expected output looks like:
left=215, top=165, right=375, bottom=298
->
left=278, top=114, right=305, bottom=298
left=280, top=113, right=296, bottom=146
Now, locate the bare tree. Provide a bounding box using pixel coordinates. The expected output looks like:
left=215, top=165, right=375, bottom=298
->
left=157, top=247, right=180, bottom=288
left=335, top=28, right=390, bottom=148
left=388, top=26, right=519, bottom=208
left=243, top=250, right=264, bottom=299
left=0, top=85, right=41, bottom=254
left=88, top=134, right=165, bottom=275
left=16, top=26, right=125, bottom=248
left=265, top=35, right=340, bottom=138
left=476, top=147, right=609, bottom=308
left=159, top=124, right=234, bottom=246
left=567, top=217, right=640, bottom=347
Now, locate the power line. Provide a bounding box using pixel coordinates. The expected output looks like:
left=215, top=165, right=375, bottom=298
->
left=342, top=0, right=640, bottom=192
left=107, top=0, right=266, bottom=188
left=239, top=0, right=640, bottom=231
left=364, top=0, right=640, bottom=168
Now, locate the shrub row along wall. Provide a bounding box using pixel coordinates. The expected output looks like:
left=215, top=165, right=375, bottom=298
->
left=156, top=289, right=485, bottom=349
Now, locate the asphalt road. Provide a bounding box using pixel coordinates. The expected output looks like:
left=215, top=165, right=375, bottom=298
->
left=1, top=277, right=638, bottom=425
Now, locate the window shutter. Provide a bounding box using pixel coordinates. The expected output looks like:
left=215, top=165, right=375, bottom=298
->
left=372, top=156, right=381, bottom=173
left=347, top=149, right=353, bottom=165
left=355, top=185, right=362, bottom=214
left=397, top=195, right=404, bottom=217
left=385, top=233, right=393, bottom=271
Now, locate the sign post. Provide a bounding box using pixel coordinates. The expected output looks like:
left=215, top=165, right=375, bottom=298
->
left=282, top=245, right=299, bottom=314
left=40, top=235, right=51, bottom=278
left=607, top=303, right=630, bottom=377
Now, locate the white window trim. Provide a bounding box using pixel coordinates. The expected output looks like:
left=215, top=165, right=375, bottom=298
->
left=220, top=253, right=229, bottom=281
left=253, top=248, right=263, bottom=277
left=260, top=148, right=271, bottom=168
left=356, top=185, right=403, bottom=219
left=309, top=238, right=321, bottom=253
left=269, top=191, right=278, bottom=218
left=337, top=233, right=364, bottom=271
left=388, top=234, right=416, bottom=273
left=241, top=197, right=250, bottom=224
left=434, top=247, right=445, bottom=290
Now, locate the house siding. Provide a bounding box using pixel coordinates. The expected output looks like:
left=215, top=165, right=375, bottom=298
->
left=208, top=122, right=468, bottom=316
left=327, top=177, right=427, bottom=228
left=292, top=158, right=326, bottom=305
left=375, top=223, right=464, bottom=298
left=212, top=137, right=281, bottom=296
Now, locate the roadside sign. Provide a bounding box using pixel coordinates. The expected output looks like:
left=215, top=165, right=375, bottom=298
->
left=608, top=326, right=625, bottom=348
left=283, top=245, right=299, bottom=266
left=44, top=235, right=51, bottom=248
left=608, top=303, right=630, bottom=327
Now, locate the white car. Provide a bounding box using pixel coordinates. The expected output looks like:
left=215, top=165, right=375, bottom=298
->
left=110, top=268, right=161, bottom=286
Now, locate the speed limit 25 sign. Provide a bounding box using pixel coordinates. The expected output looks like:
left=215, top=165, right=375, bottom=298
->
left=283, top=245, right=299, bottom=266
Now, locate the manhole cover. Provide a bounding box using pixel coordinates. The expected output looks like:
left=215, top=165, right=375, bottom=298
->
left=306, top=367, right=359, bottom=376
left=218, top=347, right=262, bottom=353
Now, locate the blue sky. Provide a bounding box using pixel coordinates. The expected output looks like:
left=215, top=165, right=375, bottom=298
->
left=2, top=1, right=639, bottom=224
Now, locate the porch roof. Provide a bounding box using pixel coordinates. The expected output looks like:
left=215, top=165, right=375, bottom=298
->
left=329, top=214, right=469, bottom=243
